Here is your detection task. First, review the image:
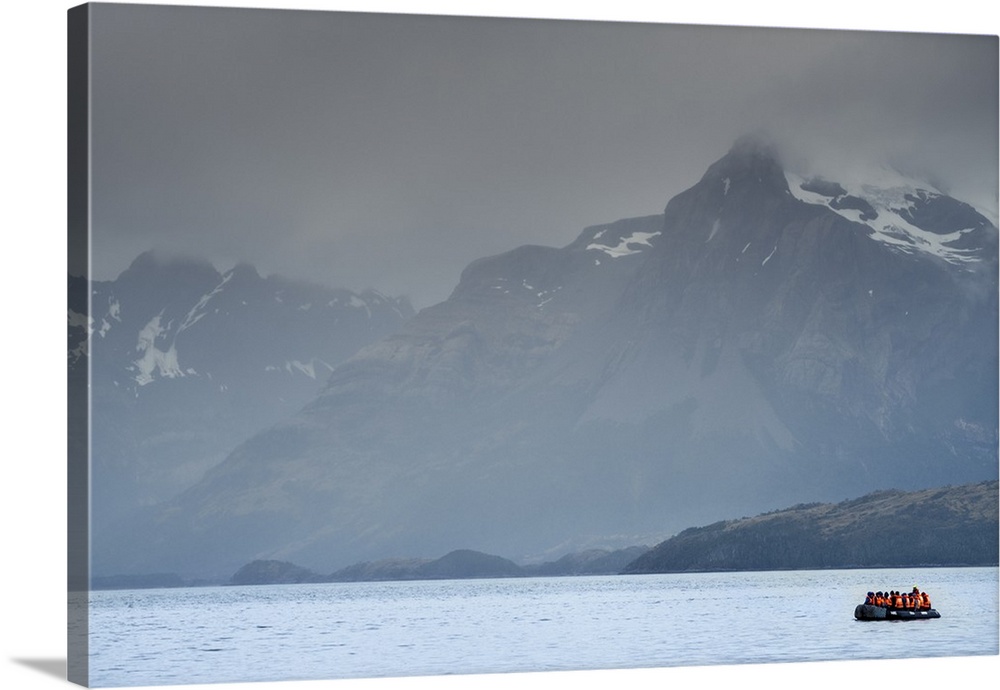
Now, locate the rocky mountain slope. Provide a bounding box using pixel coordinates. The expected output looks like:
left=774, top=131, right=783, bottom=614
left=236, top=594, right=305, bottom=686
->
left=70, top=252, right=413, bottom=543
left=623, top=480, right=999, bottom=573
left=96, top=137, right=997, bottom=580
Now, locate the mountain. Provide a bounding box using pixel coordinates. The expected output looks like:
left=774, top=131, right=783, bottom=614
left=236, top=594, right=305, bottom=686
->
left=327, top=557, right=433, bottom=582
left=410, top=549, right=525, bottom=580
left=230, top=550, right=523, bottom=584
left=521, top=546, right=651, bottom=577
left=622, top=480, right=999, bottom=573
left=230, top=559, right=326, bottom=585
left=70, top=252, right=414, bottom=551
left=98, top=137, right=998, bottom=579
left=328, top=549, right=525, bottom=582
left=229, top=546, right=650, bottom=584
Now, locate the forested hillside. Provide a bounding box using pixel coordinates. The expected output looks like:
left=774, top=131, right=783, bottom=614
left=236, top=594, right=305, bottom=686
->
left=624, top=481, right=999, bottom=573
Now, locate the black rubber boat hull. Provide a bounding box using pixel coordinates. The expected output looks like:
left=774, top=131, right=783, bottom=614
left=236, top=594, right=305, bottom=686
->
left=855, top=604, right=941, bottom=621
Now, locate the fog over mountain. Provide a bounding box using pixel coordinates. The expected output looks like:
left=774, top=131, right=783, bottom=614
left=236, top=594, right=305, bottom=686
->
left=95, top=138, right=998, bottom=579
left=80, top=5, right=998, bottom=309
left=69, top=254, right=413, bottom=540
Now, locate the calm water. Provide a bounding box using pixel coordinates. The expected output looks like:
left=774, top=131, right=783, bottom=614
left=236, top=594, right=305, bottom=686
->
left=86, top=567, right=998, bottom=688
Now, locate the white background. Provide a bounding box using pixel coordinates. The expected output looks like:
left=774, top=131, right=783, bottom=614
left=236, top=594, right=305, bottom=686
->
left=2, top=1, right=997, bottom=689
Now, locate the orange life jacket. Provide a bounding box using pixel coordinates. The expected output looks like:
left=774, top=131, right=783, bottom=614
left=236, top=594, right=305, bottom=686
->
left=902, top=594, right=911, bottom=608
left=865, top=594, right=876, bottom=605
left=920, top=593, right=931, bottom=610
left=893, top=593, right=903, bottom=607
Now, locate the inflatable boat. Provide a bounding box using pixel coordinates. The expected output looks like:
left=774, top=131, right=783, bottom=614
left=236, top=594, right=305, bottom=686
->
left=854, top=604, right=940, bottom=621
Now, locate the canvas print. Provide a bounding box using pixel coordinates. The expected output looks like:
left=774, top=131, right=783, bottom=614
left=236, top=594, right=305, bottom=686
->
left=67, top=2, right=999, bottom=688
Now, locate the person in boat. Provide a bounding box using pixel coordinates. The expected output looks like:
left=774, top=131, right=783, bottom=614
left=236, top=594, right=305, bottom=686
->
left=919, top=590, right=932, bottom=610
left=892, top=591, right=903, bottom=608
left=865, top=591, right=876, bottom=605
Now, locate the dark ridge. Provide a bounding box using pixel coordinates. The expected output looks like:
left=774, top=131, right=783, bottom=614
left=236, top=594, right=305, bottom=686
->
left=623, top=480, right=999, bottom=574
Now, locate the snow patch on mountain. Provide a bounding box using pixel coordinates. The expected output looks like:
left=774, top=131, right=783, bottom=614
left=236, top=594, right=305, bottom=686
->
left=587, top=230, right=661, bottom=258
left=785, top=170, right=991, bottom=266
left=266, top=359, right=335, bottom=380
left=68, top=309, right=90, bottom=330
left=133, top=315, right=187, bottom=385
left=707, top=219, right=720, bottom=242
left=535, top=286, right=562, bottom=309
left=180, top=272, right=233, bottom=333
left=97, top=298, right=122, bottom=338
left=68, top=310, right=90, bottom=363
left=348, top=295, right=374, bottom=319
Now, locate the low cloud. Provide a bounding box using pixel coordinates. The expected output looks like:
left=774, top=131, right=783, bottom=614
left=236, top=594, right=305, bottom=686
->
left=87, top=6, right=998, bottom=308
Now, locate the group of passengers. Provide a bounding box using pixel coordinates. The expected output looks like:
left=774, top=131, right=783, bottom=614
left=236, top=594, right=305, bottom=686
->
left=864, top=586, right=932, bottom=610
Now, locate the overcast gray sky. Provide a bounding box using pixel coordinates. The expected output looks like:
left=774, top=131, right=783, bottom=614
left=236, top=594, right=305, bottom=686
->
left=83, top=3, right=998, bottom=309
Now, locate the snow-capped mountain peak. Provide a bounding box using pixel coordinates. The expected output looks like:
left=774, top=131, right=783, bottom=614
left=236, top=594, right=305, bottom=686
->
left=785, top=167, right=997, bottom=267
